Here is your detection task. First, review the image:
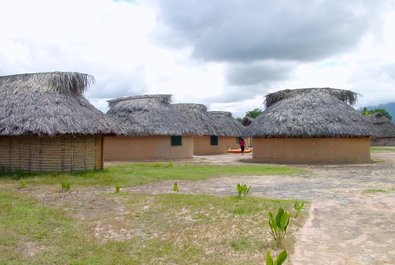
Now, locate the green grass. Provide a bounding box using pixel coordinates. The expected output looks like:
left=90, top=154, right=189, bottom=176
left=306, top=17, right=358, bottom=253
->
left=362, top=187, right=395, bottom=194
left=370, top=146, right=395, bottom=153
left=0, top=162, right=306, bottom=187
left=0, top=190, right=88, bottom=265
left=0, top=162, right=307, bottom=263
left=0, top=189, right=305, bottom=265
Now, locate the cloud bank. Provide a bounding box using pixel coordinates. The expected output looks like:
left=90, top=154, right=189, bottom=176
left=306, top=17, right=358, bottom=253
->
left=0, top=0, right=394, bottom=117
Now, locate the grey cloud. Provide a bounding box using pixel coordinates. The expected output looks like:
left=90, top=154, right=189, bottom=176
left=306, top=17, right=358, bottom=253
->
left=203, top=83, right=271, bottom=105
left=87, top=68, right=147, bottom=99
left=225, top=62, right=293, bottom=86
left=0, top=35, right=149, bottom=109
left=153, top=0, right=386, bottom=62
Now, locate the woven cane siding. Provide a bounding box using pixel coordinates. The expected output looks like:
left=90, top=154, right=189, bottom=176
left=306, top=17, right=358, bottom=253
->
left=252, top=137, right=371, bottom=163
left=0, top=135, right=102, bottom=171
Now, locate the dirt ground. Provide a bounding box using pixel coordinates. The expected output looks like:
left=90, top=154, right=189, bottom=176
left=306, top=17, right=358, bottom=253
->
left=13, top=152, right=395, bottom=264
left=128, top=152, right=395, bottom=265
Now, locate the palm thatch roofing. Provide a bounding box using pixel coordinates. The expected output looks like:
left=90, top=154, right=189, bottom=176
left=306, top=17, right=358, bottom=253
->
left=107, top=95, right=203, bottom=136
left=173, top=103, right=221, bottom=136
left=208, top=111, right=245, bottom=137
left=241, top=116, right=254, bottom=126
left=0, top=72, right=123, bottom=136
left=366, top=112, right=395, bottom=138
left=245, top=88, right=374, bottom=137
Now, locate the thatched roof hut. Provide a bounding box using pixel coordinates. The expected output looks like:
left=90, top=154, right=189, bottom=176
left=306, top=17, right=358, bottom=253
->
left=0, top=72, right=122, bottom=136
left=0, top=72, right=121, bottom=171
left=208, top=111, right=245, bottom=137
left=173, top=103, right=220, bottom=136
left=172, top=104, right=242, bottom=155
left=366, top=112, right=395, bottom=146
left=241, top=116, right=254, bottom=126
left=246, top=88, right=373, bottom=163
left=107, top=95, right=201, bottom=136
left=246, top=88, right=372, bottom=137
left=104, top=95, right=200, bottom=161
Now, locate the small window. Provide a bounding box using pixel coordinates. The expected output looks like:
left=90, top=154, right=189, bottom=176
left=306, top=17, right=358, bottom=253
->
left=236, top=137, right=241, bottom=144
left=210, top=135, right=218, bottom=146
left=171, top=136, right=182, bottom=146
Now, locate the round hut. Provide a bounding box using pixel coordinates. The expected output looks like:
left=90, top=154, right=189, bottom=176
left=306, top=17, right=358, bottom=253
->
left=104, top=95, right=201, bottom=161
left=207, top=111, right=246, bottom=152
left=173, top=104, right=223, bottom=155
left=366, top=112, right=395, bottom=146
left=0, top=72, right=121, bottom=172
left=241, top=116, right=254, bottom=126
left=245, top=88, right=373, bottom=163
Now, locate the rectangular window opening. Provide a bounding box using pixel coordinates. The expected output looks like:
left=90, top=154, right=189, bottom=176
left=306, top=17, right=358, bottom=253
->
left=171, top=136, right=182, bottom=146
left=210, top=135, right=218, bottom=146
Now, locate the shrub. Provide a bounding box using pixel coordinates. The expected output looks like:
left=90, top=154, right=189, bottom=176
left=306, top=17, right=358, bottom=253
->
left=268, top=207, right=290, bottom=247
left=293, top=200, right=305, bottom=218
left=115, top=183, right=121, bottom=193
left=18, top=180, right=28, bottom=189
left=266, top=249, right=287, bottom=265
left=236, top=183, right=250, bottom=199
left=61, top=182, right=71, bottom=192
left=173, top=182, right=179, bottom=192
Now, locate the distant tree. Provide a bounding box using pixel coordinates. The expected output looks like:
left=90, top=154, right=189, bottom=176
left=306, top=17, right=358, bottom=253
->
left=245, top=108, right=263, bottom=119
left=236, top=117, right=243, bottom=123
left=362, top=107, right=392, bottom=121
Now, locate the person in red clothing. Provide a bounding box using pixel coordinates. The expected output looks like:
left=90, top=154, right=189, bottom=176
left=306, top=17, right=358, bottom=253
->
left=239, top=137, right=246, bottom=155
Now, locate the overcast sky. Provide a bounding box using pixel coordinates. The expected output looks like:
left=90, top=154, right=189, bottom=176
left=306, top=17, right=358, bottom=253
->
left=1, top=0, right=395, bottom=117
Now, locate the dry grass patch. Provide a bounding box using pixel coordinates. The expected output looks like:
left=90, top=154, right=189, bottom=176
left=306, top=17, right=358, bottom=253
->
left=0, top=187, right=307, bottom=265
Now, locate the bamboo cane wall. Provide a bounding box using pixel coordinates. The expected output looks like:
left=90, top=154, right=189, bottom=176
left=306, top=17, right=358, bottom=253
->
left=0, top=135, right=103, bottom=172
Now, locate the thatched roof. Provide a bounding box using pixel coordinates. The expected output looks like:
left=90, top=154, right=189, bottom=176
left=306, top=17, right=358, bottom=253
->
left=366, top=112, right=395, bottom=138
left=264, top=87, right=358, bottom=108
left=241, top=116, right=254, bottom=126
left=245, top=88, right=374, bottom=137
left=107, top=95, right=202, bottom=136
left=0, top=72, right=123, bottom=136
left=208, top=111, right=245, bottom=137
left=173, top=103, right=221, bottom=136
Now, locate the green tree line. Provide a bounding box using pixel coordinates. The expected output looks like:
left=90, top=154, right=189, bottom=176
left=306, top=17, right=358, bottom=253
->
left=361, top=107, right=392, bottom=121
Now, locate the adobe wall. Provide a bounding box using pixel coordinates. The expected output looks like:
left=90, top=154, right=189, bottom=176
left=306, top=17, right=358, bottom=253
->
left=252, top=137, right=371, bottom=163
left=103, top=135, right=193, bottom=161
left=193, top=136, right=240, bottom=155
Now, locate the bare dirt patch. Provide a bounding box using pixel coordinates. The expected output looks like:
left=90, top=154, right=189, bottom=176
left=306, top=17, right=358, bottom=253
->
left=9, top=152, right=395, bottom=264
left=18, top=185, right=136, bottom=242
left=128, top=152, right=395, bottom=265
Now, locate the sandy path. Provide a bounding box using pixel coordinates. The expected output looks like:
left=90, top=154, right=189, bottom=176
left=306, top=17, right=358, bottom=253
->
left=290, top=155, right=395, bottom=265
left=128, top=153, right=395, bottom=264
